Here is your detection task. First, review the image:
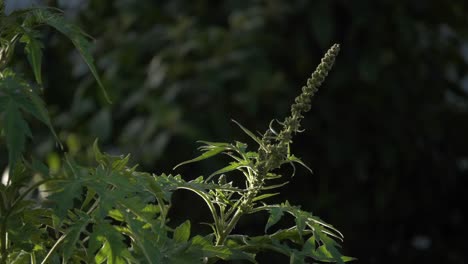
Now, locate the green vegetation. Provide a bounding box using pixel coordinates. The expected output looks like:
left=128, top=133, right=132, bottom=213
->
left=0, top=5, right=352, bottom=263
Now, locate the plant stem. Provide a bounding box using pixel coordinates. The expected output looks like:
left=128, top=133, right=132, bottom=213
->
left=216, top=208, right=243, bottom=246
left=216, top=187, right=258, bottom=246
left=41, top=232, right=67, bottom=264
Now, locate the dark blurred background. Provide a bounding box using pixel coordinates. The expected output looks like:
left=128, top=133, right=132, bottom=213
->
left=6, top=0, right=468, bottom=263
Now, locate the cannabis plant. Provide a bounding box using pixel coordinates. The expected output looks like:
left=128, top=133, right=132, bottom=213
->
left=0, top=3, right=353, bottom=263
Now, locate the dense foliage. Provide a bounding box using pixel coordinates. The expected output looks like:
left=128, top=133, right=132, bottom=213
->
left=0, top=3, right=353, bottom=263
left=2, top=0, right=468, bottom=263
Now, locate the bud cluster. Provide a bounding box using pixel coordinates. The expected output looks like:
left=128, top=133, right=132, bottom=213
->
left=255, top=44, right=340, bottom=180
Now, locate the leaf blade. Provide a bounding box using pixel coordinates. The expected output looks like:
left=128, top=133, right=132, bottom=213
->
left=174, top=220, right=191, bottom=243
left=265, top=207, right=284, bottom=232
left=3, top=100, right=31, bottom=170
left=173, top=147, right=225, bottom=170
left=20, top=31, right=44, bottom=85
left=31, top=9, right=111, bottom=103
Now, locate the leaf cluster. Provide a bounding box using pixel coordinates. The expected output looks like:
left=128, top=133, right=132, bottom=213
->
left=0, top=4, right=353, bottom=264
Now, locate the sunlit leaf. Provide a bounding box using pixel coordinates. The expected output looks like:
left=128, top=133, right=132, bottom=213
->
left=301, top=237, right=314, bottom=254
left=91, top=221, right=132, bottom=264
left=173, top=147, right=225, bottom=170
left=174, top=220, right=191, bottom=243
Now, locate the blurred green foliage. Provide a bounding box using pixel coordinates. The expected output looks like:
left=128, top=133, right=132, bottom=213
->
left=5, top=0, right=467, bottom=263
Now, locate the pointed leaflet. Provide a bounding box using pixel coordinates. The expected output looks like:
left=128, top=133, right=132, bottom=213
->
left=90, top=221, right=132, bottom=264
left=93, top=139, right=106, bottom=164
left=174, top=220, right=191, bottom=243
left=20, top=30, right=43, bottom=85
left=48, top=179, right=83, bottom=220
left=0, top=77, right=60, bottom=144
left=269, top=227, right=303, bottom=244
left=302, top=236, right=316, bottom=255
left=47, top=158, right=88, bottom=220
left=314, top=235, right=356, bottom=264
left=173, top=146, right=225, bottom=170
left=123, top=213, right=164, bottom=263
left=252, top=192, right=280, bottom=202
left=294, top=211, right=308, bottom=241
left=3, top=100, right=32, bottom=170
left=232, top=120, right=265, bottom=148
left=307, top=242, right=356, bottom=263
left=61, top=210, right=91, bottom=261
left=265, top=207, right=284, bottom=232
left=30, top=9, right=111, bottom=103
left=206, top=160, right=249, bottom=182
left=191, top=235, right=256, bottom=263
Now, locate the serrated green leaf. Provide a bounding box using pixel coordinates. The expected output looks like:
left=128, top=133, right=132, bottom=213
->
left=235, top=141, right=248, bottom=153
left=61, top=211, right=91, bottom=261
left=111, top=154, right=130, bottom=170
left=0, top=77, right=59, bottom=144
left=48, top=179, right=83, bottom=220
left=191, top=236, right=256, bottom=262
left=30, top=9, right=111, bottom=103
left=124, top=211, right=167, bottom=263
left=95, top=240, right=127, bottom=264
left=302, top=236, right=316, bottom=254
left=91, top=222, right=132, bottom=264
left=313, top=244, right=333, bottom=259
left=295, top=212, right=307, bottom=241
left=4, top=100, right=31, bottom=170
left=174, top=220, right=191, bottom=243
left=173, top=147, right=225, bottom=170
left=265, top=207, right=284, bottom=232
left=22, top=86, right=60, bottom=142
left=20, top=31, right=43, bottom=84
left=319, top=236, right=346, bottom=264
left=80, top=188, right=96, bottom=211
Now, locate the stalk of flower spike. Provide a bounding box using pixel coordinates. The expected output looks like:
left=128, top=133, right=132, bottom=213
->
left=217, top=45, right=340, bottom=246
left=259, top=44, right=340, bottom=174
